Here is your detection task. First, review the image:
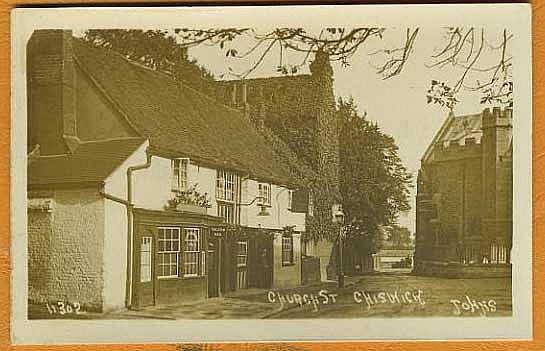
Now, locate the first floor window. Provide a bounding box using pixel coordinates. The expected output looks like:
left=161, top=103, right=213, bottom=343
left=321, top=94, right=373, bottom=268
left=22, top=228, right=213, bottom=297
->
left=216, top=169, right=238, bottom=202
left=171, top=159, right=188, bottom=192
left=158, top=227, right=180, bottom=278
left=183, top=228, right=200, bottom=276
left=282, top=235, right=294, bottom=265
left=258, top=183, right=272, bottom=206
left=237, top=240, right=248, bottom=267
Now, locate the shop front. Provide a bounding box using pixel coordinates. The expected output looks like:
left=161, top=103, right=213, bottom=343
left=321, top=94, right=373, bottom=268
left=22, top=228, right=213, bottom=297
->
left=131, top=208, right=225, bottom=309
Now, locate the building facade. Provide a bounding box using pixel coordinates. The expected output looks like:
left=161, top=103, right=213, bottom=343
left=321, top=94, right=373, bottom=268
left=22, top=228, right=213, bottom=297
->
left=413, top=107, right=513, bottom=277
left=27, top=30, right=308, bottom=313
left=210, top=51, right=342, bottom=282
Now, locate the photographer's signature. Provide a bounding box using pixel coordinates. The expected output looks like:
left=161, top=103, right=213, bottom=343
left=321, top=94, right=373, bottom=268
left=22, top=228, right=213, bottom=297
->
left=450, top=295, right=497, bottom=316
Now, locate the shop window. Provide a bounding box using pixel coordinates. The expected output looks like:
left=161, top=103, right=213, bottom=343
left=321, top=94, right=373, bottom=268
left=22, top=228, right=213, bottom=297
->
left=158, top=227, right=180, bottom=278
left=258, top=183, right=272, bottom=206
left=183, top=228, right=200, bottom=277
left=282, top=235, right=294, bottom=266
left=237, top=240, right=248, bottom=267
left=171, top=159, right=188, bottom=192
left=140, top=236, right=152, bottom=283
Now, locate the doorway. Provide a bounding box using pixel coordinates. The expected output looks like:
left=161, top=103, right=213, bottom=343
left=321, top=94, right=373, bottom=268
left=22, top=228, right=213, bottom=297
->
left=207, top=238, right=220, bottom=297
left=132, top=227, right=156, bottom=308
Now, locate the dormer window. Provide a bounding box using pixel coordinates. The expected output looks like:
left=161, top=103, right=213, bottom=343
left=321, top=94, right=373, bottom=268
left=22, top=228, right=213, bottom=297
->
left=258, top=183, right=272, bottom=206
left=171, top=159, right=188, bottom=192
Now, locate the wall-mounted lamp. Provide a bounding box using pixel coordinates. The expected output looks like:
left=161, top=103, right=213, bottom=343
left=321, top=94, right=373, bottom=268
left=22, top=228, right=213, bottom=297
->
left=239, top=196, right=270, bottom=216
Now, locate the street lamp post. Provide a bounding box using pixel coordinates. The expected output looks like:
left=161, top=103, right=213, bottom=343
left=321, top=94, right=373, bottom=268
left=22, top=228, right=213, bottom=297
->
left=334, top=208, right=345, bottom=288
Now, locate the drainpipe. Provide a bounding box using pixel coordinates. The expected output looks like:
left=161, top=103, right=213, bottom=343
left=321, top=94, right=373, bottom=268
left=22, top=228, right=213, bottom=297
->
left=124, top=147, right=153, bottom=308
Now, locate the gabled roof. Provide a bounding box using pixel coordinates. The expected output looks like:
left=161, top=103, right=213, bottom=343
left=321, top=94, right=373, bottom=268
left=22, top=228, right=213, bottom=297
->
left=72, top=39, right=301, bottom=188
left=28, top=138, right=146, bottom=185
left=421, top=112, right=482, bottom=163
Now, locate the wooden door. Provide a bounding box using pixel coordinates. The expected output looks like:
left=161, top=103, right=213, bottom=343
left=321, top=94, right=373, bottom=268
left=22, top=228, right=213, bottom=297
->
left=207, top=239, right=219, bottom=297
left=132, top=227, right=156, bottom=308
left=255, top=237, right=273, bottom=289
left=236, top=240, right=248, bottom=289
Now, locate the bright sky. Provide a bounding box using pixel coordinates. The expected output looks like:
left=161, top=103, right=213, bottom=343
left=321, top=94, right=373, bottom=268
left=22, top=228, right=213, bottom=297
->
left=189, top=27, right=507, bottom=232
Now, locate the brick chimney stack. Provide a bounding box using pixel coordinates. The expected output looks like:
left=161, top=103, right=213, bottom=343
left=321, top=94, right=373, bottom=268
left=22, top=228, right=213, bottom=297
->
left=27, top=30, right=78, bottom=155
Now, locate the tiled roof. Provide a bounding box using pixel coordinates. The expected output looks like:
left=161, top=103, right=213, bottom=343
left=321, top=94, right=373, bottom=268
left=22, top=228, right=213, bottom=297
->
left=72, top=39, right=301, bottom=188
left=28, top=138, right=145, bottom=185
left=438, top=113, right=482, bottom=145
left=422, top=112, right=482, bottom=163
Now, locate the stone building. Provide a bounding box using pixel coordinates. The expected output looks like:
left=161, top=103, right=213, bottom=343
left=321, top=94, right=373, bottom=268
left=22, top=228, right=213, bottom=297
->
left=413, top=107, right=513, bottom=277
left=26, top=30, right=310, bottom=313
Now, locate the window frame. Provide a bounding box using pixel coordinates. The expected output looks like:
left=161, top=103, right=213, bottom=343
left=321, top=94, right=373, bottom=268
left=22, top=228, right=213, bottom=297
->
left=258, top=183, right=272, bottom=207
left=157, top=227, right=181, bottom=279
left=217, top=202, right=236, bottom=224
left=183, top=227, right=201, bottom=277
left=140, top=236, right=153, bottom=283
left=216, top=169, right=237, bottom=203
left=282, top=234, right=295, bottom=266
left=171, top=158, right=189, bottom=193
left=237, top=240, right=249, bottom=268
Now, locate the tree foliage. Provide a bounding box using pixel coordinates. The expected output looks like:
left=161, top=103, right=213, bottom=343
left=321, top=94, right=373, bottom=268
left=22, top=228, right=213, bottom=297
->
left=383, top=224, right=413, bottom=248
left=84, top=27, right=513, bottom=110
left=338, top=97, right=413, bottom=255
left=84, top=29, right=215, bottom=87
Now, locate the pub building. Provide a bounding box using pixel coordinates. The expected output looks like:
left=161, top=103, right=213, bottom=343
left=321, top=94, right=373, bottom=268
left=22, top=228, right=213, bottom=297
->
left=27, top=30, right=308, bottom=313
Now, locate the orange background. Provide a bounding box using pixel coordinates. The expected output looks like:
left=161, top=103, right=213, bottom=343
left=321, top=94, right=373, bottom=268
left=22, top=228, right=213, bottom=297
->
left=0, top=1, right=542, bottom=350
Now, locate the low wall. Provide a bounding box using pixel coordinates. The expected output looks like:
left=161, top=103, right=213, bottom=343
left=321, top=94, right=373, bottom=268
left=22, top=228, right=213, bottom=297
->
left=414, top=261, right=512, bottom=278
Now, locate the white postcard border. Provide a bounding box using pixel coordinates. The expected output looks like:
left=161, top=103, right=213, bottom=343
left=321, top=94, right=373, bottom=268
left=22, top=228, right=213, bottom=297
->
left=10, top=4, right=533, bottom=344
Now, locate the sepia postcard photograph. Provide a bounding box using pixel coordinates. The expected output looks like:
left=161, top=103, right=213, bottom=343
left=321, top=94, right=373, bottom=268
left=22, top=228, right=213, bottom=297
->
left=10, top=3, right=533, bottom=344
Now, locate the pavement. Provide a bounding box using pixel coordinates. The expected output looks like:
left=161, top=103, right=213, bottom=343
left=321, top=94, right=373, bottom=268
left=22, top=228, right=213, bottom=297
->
left=103, top=276, right=361, bottom=320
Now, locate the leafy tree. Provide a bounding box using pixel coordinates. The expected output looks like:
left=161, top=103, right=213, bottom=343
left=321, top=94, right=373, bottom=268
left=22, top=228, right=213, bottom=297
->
left=338, top=97, right=413, bottom=256
left=384, top=224, right=413, bottom=248
left=84, top=29, right=216, bottom=93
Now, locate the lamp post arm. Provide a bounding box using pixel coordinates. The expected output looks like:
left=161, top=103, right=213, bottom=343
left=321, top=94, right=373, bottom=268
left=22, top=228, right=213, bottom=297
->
left=239, top=196, right=264, bottom=206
